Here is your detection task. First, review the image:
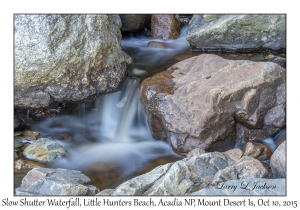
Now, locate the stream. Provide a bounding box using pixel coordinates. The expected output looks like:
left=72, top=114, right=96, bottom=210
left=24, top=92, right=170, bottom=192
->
left=14, top=26, right=285, bottom=191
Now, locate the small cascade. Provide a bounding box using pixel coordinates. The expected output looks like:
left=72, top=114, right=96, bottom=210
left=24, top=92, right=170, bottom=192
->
left=43, top=77, right=177, bottom=179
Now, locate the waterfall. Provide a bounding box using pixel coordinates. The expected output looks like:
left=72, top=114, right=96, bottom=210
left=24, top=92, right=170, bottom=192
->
left=28, top=26, right=192, bottom=185
left=32, top=76, right=177, bottom=177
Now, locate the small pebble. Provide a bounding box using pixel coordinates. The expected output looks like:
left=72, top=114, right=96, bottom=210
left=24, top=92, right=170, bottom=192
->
left=202, top=75, right=211, bottom=79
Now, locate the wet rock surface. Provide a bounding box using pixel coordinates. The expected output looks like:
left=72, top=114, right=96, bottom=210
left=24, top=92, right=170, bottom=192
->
left=151, top=15, right=180, bottom=39
left=274, top=128, right=286, bottom=147
left=270, top=141, right=286, bottom=178
left=112, top=151, right=272, bottom=196
left=23, top=138, right=67, bottom=163
left=147, top=41, right=177, bottom=49
left=119, top=14, right=151, bottom=32
left=15, top=168, right=100, bottom=195
left=23, top=130, right=40, bottom=140
left=14, top=14, right=131, bottom=110
left=186, top=14, right=286, bottom=53
left=14, top=139, right=27, bottom=149
left=140, top=54, right=286, bottom=155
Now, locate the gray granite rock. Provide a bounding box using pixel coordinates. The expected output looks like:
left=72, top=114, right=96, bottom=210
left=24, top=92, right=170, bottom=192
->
left=113, top=150, right=274, bottom=196
left=113, top=152, right=234, bottom=195
left=212, top=156, right=268, bottom=185
left=202, top=14, right=222, bottom=22
left=23, top=138, right=67, bottom=163
left=270, top=141, right=286, bottom=178
left=187, top=14, right=286, bottom=52
left=15, top=168, right=99, bottom=195
left=14, top=14, right=131, bottom=110
left=96, top=189, right=114, bottom=196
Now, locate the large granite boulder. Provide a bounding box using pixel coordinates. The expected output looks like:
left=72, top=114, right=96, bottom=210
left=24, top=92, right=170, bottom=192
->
left=186, top=14, right=286, bottom=53
left=119, top=14, right=151, bottom=32
left=15, top=168, right=99, bottom=195
left=140, top=54, right=286, bottom=155
left=112, top=151, right=268, bottom=196
left=14, top=14, right=132, bottom=110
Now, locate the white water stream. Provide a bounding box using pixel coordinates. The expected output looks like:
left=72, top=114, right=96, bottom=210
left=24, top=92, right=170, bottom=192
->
left=30, top=27, right=193, bottom=181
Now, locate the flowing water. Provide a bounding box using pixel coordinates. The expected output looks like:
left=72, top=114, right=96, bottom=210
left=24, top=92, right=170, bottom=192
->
left=14, top=27, right=285, bottom=190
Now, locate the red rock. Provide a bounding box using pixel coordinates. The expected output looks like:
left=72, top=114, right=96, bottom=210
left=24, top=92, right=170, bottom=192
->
left=151, top=15, right=180, bottom=39
left=140, top=54, right=286, bottom=155
left=147, top=41, right=176, bottom=49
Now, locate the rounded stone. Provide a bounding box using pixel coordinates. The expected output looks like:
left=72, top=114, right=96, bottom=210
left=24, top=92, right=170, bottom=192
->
left=23, top=138, right=67, bottom=163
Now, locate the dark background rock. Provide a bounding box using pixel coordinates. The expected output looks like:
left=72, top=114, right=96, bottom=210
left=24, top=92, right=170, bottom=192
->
left=119, top=14, right=151, bottom=32
left=186, top=14, right=286, bottom=53
left=14, top=14, right=132, bottom=110
left=151, top=15, right=180, bottom=39
left=175, top=14, right=193, bottom=26
left=269, top=56, right=286, bottom=69
left=14, top=115, right=24, bottom=131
